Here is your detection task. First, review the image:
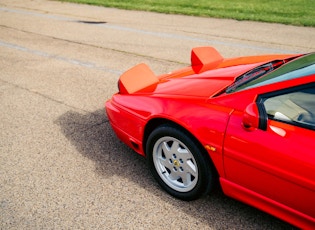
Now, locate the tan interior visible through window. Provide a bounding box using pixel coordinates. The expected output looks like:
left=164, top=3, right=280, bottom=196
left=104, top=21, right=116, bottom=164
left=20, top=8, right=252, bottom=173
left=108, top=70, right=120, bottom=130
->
left=263, top=87, right=315, bottom=127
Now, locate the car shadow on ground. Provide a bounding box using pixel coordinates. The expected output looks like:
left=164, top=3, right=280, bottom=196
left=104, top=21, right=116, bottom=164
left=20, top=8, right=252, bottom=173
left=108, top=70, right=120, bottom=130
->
left=56, top=109, right=296, bottom=229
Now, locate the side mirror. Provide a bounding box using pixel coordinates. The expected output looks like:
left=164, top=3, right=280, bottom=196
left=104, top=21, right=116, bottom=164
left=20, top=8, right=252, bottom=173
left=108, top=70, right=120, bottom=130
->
left=242, top=103, right=260, bottom=130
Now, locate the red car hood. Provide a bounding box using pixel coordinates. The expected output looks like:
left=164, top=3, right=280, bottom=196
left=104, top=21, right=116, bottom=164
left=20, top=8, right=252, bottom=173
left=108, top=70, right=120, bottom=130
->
left=149, top=63, right=260, bottom=98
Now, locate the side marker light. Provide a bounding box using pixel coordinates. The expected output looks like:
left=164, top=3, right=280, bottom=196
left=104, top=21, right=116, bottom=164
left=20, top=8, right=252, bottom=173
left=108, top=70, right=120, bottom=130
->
left=205, top=145, right=216, bottom=152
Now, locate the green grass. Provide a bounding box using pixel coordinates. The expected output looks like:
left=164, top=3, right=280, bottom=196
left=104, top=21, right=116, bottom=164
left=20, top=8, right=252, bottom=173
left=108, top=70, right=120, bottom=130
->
left=58, top=0, right=315, bottom=27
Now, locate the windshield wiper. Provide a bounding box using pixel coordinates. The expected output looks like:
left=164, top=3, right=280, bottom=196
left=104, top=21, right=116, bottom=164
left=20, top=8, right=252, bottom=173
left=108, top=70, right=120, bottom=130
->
left=226, top=60, right=285, bottom=93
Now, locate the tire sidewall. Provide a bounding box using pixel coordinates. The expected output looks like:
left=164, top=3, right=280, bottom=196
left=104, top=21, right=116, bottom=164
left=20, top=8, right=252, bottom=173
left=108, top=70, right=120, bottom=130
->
left=146, top=124, right=213, bottom=200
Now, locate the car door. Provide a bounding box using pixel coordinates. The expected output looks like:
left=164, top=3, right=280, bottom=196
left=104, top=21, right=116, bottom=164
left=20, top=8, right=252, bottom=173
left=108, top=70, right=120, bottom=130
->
left=223, top=83, right=315, bottom=219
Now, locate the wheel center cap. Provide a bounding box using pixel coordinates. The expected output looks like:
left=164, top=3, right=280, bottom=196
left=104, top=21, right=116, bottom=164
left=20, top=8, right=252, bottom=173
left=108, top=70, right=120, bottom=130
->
left=173, top=160, right=180, bottom=167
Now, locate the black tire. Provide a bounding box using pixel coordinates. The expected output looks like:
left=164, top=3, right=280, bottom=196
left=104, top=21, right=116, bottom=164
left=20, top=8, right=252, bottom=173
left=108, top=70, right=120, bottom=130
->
left=146, top=124, right=215, bottom=201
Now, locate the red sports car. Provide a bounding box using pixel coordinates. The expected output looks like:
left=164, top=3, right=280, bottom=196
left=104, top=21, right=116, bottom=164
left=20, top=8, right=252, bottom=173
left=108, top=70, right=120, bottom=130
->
left=105, top=47, right=315, bottom=228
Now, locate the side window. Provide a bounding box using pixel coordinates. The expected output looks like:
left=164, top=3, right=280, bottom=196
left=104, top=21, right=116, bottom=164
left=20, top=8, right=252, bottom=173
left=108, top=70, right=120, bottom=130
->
left=262, top=85, right=315, bottom=130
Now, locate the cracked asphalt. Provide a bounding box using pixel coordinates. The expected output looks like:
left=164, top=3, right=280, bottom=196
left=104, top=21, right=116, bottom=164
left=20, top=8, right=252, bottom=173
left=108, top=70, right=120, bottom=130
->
left=1, top=0, right=314, bottom=229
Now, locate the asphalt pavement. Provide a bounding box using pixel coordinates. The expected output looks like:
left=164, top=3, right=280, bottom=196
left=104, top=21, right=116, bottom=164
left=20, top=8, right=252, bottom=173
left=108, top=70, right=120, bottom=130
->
left=1, top=0, right=314, bottom=229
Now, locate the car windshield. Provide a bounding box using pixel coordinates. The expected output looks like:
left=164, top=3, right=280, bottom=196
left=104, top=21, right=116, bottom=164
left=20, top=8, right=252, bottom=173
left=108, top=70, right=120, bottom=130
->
left=226, top=53, right=315, bottom=93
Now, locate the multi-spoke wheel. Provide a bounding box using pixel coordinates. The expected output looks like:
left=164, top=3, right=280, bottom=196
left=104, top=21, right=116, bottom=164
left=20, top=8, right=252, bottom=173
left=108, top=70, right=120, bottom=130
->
left=146, top=124, right=215, bottom=200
